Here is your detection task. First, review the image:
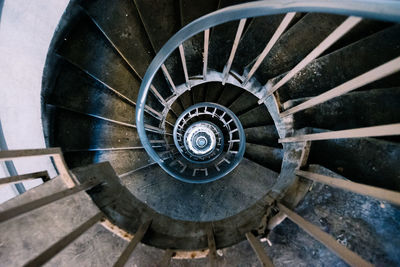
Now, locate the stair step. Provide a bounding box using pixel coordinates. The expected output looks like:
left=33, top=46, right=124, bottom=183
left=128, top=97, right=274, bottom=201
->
left=229, top=91, right=259, bottom=115
left=208, top=22, right=240, bottom=72
left=120, top=158, right=278, bottom=222
left=231, top=14, right=286, bottom=74
left=239, top=105, right=273, bottom=128
left=244, top=125, right=280, bottom=148
left=46, top=223, right=132, bottom=266
left=0, top=177, right=100, bottom=267
left=182, top=32, right=206, bottom=78
left=80, top=0, right=154, bottom=78
left=134, top=0, right=180, bottom=52
left=64, top=150, right=153, bottom=175
left=180, top=0, right=219, bottom=26
left=323, top=19, right=393, bottom=56
left=217, top=84, right=243, bottom=107
left=274, top=24, right=400, bottom=103
left=166, top=111, right=178, bottom=126
left=207, top=0, right=251, bottom=72
left=179, top=90, right=193, bottom=110
left=44, top=106, right=161, bottom=151
left=205, top=82, right=224, bottom=102
left=252, top=13, right=347, bottom=85
left=192, top=83, right=206, bottom=103
left=80, top=0, right=174, bottom=101
left=134, top=0, right=185, bottom=88
left=286, top=87, right=400, bottom=131
left=267, top=164, right=400, bottom=266
left=57, top=15, right=145, bottom=104
left=307, top=128, right=400, bottom=191
left=170, top=99, right=184, bottom=116
left=44, top=61, right=161, bottom=127
left=180, top=0, right=219, bottom=77
left=244, top=143, right=283, bottom=172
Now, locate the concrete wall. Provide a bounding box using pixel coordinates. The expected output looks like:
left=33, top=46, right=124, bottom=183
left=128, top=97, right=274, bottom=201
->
left=0, top=0, right=69, bottom=201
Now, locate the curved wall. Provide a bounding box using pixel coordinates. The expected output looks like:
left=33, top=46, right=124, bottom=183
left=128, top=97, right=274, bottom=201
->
left=0, top=0, right=69, bottom=199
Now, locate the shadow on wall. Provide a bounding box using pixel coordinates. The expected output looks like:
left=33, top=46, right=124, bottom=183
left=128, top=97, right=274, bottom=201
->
left=0, top=0, right=4, bottom=24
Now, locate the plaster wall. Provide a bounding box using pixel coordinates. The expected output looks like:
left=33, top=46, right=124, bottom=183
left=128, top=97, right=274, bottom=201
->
left=0, top=0, right=69, bottom=201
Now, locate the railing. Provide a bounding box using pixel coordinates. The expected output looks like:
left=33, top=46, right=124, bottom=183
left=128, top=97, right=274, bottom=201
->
left=133, top=0, right=400, bottom=265
left=1, top=1, right=400, bottom=266
left=171, top=102, right=245, bottom=183
left=135, top=0, right=400, bottom=184
left=0, top=148, right=77, bottom=189
left=0, top=148, right=103, bottom=266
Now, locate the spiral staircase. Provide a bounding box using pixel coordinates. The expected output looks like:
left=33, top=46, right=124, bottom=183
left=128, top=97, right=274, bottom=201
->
left=1, top=0, right=400, bottom=266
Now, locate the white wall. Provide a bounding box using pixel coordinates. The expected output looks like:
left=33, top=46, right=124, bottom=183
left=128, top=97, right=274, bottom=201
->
left=0, top=0, right=70, bottom=202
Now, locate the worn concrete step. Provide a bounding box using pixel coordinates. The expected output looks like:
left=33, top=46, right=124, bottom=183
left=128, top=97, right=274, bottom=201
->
left=205, top=82, right=225, bottom=102
left=166, top=111, right=178, bottom=127
left=133, top=0, right=180, bottom=52
left=80, top=0, right=173, bottom=101
left=134, top=0, right=186, bottom=87
left=46, top=225, right=168, bottom=267
left=322, top=18, right=392, bottom=57
left=207, top=0, right=252, bottom=72
left=229, top=90, right=259, bottom=115
left=274, top=24, right=400, bottom=103
left=217, top=84, right=243, bottom=107
left=244, top=125, right=280, bottom=148
left=267, top=164, right=400, bottom=266
left=180, top=0, right=219, bottom=27
left=231, top=13, right=288, bottom=74
left=238, top=105, right=273, bottom=128
left=180, top=0, right=219, bottom=76
left=244, top=143, right=283, bottom=172
left=285, top=87, right=400, bottom=131
left=121, top=158, right=278, bottom=222
left=80, top=0, right=153, bottom=78
left=0, top=177, right=101, bottom=267
left=251, top=13, right=346, bottom=85
left=44, top=61, right=161, bottom=128
left=57, top=14, right=145, bottom=103
left=44, top=105, right=162, bottom=152
left=192, top=83, right=207, bottom=103
left=64, top=149, right=153, bottom=175
left=306, top=128, right=400, bottom=191
left=179, top=90, right=194, bottom=110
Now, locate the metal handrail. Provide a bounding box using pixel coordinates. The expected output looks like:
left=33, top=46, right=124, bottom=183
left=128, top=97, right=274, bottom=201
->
left=135, top=0, right=400, bottom=181
left=0, top=148, right=78, bottom=188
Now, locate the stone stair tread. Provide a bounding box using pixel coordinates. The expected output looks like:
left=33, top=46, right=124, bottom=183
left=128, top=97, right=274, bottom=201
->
left=64, top=149, right=153, bottom=175
left=287, top=87, right=400, bottom=131
left=244, top=125, right=280, bottom=148
left=252, top=13, right=346, bottom=85
left=205, top=82, right=224, bottom=102
left=57, top=14, right=143, bottom=102
left=120, top=158, right=278, bottom=222
left=305, top=127, right=400, bottom=191
left=239, top=105, right=273, bottom=128
left=244, top=143, right=283, bottom=173
left=217, top=84, right=243, bottom=107
left=80, top=0, right=154, bottom=78
left=229, top=91, right=259, bottom=115
left=44, top=105, right=159, bottom=151
left=0, top=177, right=100, bottom=267
left=273, top=24, right=400, bottom=103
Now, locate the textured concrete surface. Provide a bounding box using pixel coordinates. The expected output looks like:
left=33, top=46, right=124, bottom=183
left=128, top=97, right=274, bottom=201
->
left=0, top=177, right=100, bottom=266
left=121, top=158, right=277, bottom=221
left=265, top=165, right=400, bottom=266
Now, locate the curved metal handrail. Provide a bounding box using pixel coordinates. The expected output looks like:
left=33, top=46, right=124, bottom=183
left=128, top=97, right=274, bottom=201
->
left=136, top=0, right=400, bottom=180
left=171, top=102, right=245, bottom=183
